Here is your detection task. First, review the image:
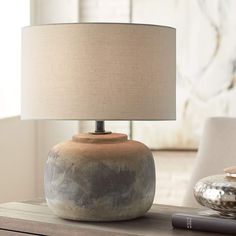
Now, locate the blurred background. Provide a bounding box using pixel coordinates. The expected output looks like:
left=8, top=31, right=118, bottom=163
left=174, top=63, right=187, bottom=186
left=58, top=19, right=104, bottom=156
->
left=0, top=0, right=235, bottom=206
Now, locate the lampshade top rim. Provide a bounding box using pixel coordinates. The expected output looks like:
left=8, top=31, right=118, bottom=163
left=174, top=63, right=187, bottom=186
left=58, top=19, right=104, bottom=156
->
left=21, top=118, right=176, bottom=121
left=23, top=22, right=176, bottom=31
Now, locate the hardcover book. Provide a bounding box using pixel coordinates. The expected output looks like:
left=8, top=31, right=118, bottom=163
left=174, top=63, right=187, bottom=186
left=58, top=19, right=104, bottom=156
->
left=172, top=209, right=236, bottom=235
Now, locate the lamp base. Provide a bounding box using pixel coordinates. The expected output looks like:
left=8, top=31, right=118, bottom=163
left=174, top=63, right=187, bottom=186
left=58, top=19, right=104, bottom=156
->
left=44, top=133, right=155, bottom=221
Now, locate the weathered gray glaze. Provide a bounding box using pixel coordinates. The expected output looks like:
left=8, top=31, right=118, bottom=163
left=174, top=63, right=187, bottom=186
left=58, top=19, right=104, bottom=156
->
left=44, top=133, right=155, bottom=221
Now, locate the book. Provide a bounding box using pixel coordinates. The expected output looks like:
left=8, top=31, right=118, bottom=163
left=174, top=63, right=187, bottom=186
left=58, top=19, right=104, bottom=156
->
left=172, top=209, right=236, bottom=235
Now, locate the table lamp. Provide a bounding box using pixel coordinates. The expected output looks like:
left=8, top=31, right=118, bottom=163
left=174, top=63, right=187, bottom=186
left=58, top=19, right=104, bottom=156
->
left=21, top=23, right=176, bottom=221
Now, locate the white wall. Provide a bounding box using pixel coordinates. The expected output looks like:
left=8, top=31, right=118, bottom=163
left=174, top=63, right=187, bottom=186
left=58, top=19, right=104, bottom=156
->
left=0, top=117, right=36, bottom=203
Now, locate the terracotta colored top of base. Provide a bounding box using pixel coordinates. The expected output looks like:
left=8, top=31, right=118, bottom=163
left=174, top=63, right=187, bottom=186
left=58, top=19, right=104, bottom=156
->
left=72, top=133, right=128, bottom=144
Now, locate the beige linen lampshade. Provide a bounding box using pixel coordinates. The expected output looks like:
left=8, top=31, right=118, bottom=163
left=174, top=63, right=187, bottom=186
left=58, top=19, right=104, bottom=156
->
left=21, top=23, right=176, bottom=120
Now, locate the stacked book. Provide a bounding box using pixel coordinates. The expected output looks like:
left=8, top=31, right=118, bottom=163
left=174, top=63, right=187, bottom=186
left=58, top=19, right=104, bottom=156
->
left=172, top=209, right=236, bottom=235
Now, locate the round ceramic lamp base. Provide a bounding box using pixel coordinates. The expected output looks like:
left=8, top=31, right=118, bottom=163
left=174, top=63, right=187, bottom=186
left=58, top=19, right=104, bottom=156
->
left=44, top=133, right=155, bottom=221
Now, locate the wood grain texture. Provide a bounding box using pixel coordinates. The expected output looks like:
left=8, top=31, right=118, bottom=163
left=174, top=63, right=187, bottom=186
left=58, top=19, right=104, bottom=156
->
left=0, top=229, right=39, bottom=236
left=0, top=200, right=222, bottom=236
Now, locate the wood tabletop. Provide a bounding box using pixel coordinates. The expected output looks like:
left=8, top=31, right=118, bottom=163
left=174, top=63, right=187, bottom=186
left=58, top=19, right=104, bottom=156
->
left=0, top=199, right=223, bottom=236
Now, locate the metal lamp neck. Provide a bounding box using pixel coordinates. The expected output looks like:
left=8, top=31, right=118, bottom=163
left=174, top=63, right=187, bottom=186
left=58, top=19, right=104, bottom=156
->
left=92, top=120, right=111, bottom=135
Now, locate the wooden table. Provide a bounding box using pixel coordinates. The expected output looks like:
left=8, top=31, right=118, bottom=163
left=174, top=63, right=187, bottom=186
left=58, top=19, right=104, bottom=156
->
left=0, top=199, right=223, bottom=236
